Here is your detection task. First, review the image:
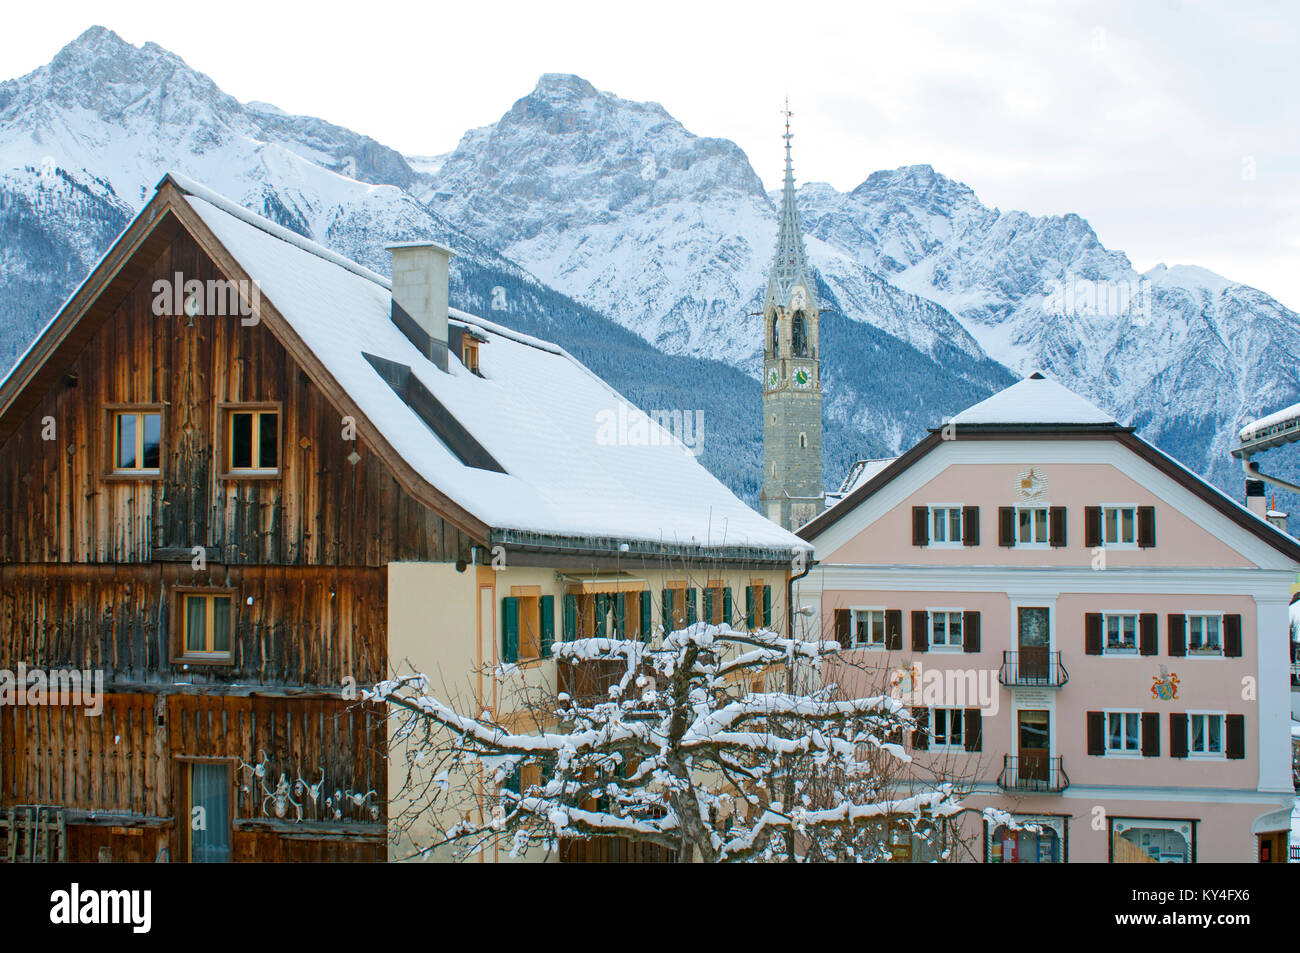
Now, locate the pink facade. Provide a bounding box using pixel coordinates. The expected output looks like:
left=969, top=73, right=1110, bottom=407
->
left=801, top=411, right=1299, bottom=863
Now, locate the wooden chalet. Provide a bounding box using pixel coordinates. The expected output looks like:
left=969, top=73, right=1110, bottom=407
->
left=0, top=174, right=806, bottom=862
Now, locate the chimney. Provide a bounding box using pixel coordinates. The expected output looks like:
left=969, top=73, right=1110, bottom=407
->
left=387, top=241, right=455, bottom=371
left=1265, top=493, right=1289, bottom=533
left=1245, top=479, right=1267, bottom=517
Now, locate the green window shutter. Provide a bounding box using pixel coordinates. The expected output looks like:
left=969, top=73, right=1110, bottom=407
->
left=703, top=588, right=714, bottom=624
left=686, top=589, right=697, bottom=625
left=640, top=591, right=652, bottom=641
left=723, top=587, right=733, bottom=626
left=593, top=593, right=608, bottom=638
left=539, top=595, right=554, bottom=658
left=662, top=589, right=673, bottom=633
left=745, top=586, right=755, bottom=628
left=615, top=592, right=627, bottom=637
left=562, top=593, right=577, bottom=642
left=501, top=597, right=519, bottom=663
left=762, top=586, right=773, bottom=627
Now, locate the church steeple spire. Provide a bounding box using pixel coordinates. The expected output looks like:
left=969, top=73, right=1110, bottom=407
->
left=760, top=99, right=824, bottom=533
left=767, top=99, right=816, bottom=310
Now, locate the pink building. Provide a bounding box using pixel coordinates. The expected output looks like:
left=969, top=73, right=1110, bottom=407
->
left=798, top=374, right=1298, bottom=863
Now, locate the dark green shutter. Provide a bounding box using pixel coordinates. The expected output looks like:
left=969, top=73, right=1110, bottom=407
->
left=539, top=595, right=554, bottom=658
left=745, top=586, right=755, bottom=627
left=686, top=589, right=697, bottom=625
left=762, top=586, right=773, bottom=626
left=562, top=593, right=577, bottom=642
left=639, top=591, right=652, bottom=641
left=662, top=589, right=674, bottom=633
left=703, top=588, right=714, bottom=625
left=615, top=592, right=627, bottom=638
left=501, top=597, right=519, bottom=663
left=723, top=587, right=733, bottom=626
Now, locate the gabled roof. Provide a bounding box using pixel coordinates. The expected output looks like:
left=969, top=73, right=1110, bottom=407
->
left=0, top=173, right=806, bottom=563
left=950, top=372, right=1117, bottom=426
left=798, top=374, right=1300, bottom=563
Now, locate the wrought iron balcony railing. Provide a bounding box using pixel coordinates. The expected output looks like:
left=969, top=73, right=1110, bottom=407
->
left=998, top=650, right=1068, bottom=688
left=997, top=755, right=1069, bottom=793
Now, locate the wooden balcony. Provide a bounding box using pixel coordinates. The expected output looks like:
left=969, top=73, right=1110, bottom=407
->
left=557, top=658, right=634, bottom=708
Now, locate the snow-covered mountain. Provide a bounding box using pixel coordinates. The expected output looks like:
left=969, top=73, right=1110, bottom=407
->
left=424, top=75, right=1300, bottom=496
left=4, top=28, right=1297, bottom=510
left=0, top=29, right=798, bottom=500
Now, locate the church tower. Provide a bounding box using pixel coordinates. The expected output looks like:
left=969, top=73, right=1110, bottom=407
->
left=761, top=103, right=824, bottom=532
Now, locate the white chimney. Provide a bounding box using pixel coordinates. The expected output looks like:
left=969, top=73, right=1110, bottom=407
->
left=387, top=241, right=455, bottom=371
left=1245, top=479, right=1267, bottom=517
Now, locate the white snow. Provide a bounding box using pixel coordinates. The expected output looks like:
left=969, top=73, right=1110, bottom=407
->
left=950, top=373, right=1117, bottom=426
left=177, top=177, right=806, bottom=554
left=1239, top=401, right=1300, bottom=442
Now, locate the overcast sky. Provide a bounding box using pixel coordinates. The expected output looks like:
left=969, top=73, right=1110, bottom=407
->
left=4, top=0, right=1299, bottom=309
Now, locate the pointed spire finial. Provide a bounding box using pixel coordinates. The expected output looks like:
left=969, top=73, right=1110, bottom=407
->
left=767, top=98, right=816, bottom=310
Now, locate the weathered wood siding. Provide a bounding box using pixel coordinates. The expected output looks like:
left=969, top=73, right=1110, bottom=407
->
left=0, top=228, right=474, bottom=567
left=0, top=564, right=384, bottom=688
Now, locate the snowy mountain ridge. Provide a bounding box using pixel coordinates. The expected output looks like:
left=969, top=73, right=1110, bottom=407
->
left=2, top=28, right=1298, bottom=507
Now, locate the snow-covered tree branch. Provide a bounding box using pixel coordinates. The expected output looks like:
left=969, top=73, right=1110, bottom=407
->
left=371, top=620, right=1003, bottom=862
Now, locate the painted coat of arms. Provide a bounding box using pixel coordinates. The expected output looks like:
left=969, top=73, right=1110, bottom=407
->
left=1150, top=666, right=1180, bottom=700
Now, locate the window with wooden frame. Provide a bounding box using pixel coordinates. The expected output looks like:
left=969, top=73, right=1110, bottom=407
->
left=181, top=759, right=233, bottom=863
left=854, top=609, right=887, bottom=648
left=107, top=406, right=163, bottom=476
left=221, top=404, right=280, bottom=476
left=745, top=581, right=773, bottom=628
left=702, top=582, right=731, bottom=625
left=174, top=590, right=235, bottom=664
left=1102, top=505, right=1139, bottom=546
left=501, top=589, right=553, bottom=663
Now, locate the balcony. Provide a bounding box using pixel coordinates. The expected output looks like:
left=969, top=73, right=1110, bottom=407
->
left=998, top=650, right=1068, bottom=688
left=997, top=755, right=1069, bottom=793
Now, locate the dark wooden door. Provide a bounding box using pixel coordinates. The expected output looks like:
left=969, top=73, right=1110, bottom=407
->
left=1018, top=607, right=1050, bottom=682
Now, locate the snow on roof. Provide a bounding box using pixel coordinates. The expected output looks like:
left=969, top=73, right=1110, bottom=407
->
left=950, top=372, right=1117, bottom=426
left=1238, top=400, right=1300, bottom=451
left=826, top=458, right=896, bottom=509
left=175, top=178, right=805, bottom=555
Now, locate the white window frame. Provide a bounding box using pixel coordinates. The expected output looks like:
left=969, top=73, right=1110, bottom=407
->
left=852, top=607, right=887, bottom=650
left=927, top=607, right=965, bottom=652
left=1184, top=612, right=1224, bottom=658
left=1186, top=711, right=1226, bottom=759
left=1101, top=503, right=1140, bottom=548
left=1103, top=708, right=1143, bottom=757
left=928, top=505, right=964, bottom=547
left=930, top=706, right=966, bottom=750
left=1102, top=610, right=1141, bottom=657
left=1014, top=505, right=1051, bottom=548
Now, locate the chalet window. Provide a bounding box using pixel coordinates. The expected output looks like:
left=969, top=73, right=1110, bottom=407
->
left=930, top=610, right=963, bottom=649
left=662, top=584, right=693, bottom=631
left=1104, top=613, right=1139, bottom=655
left=461, top=335, right=481, bottom=374
left=188, top=763, right=232, bottom=863
left=1016, top=506, right=1049, bottom=546
left=502, top=592, right=553, bottom=663
left=931, top=507, right=962, bottom=544
left=224, top=406, right=279, bottom=475
left=110, top=408, right=162, bottom=474
left=1103, top=506, right=1138, bottom=546
left=1187, top=712, right=1224, bottom=757
left=1101, top=710, right=1158, bottom=756
left=1187, top=614, right=1222, bottom=656
left=181, top=593, right=233, bottom=660
left=702, top=584, right=732, bottom=625
left=854, top=609, right=886, bottom=648
left=745, top=584, right=773, bottom=628
left=931, top=707, right=964, bottom=748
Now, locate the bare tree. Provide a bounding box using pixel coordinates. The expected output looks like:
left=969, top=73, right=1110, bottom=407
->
left=373, top=619, right=1004, bottom=862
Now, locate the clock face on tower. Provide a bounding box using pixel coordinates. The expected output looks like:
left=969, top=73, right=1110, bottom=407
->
left=793, top=368, right=810, bottom=388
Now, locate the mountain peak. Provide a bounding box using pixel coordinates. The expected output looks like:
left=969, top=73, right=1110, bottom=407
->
left=532, top=73, right=598, bottom=99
